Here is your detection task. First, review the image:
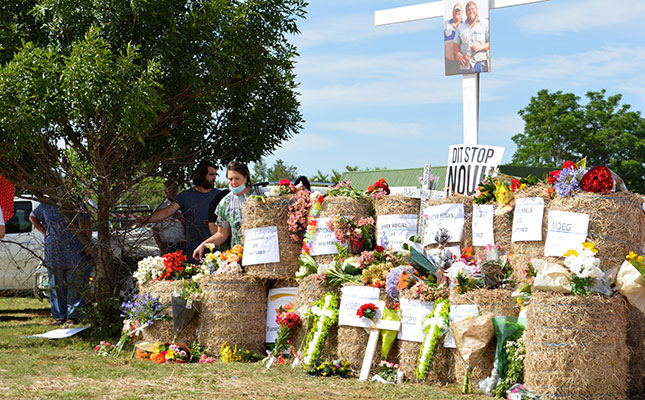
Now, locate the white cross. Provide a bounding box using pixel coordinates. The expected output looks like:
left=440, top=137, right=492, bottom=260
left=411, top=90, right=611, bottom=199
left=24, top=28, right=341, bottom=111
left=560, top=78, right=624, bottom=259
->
left=375, top=0, right=548, bottom=145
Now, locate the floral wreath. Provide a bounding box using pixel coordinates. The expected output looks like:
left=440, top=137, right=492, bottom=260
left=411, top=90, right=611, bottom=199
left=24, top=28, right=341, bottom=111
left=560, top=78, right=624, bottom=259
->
left=300, top=194, right=325, bottom=256
left=416, top=298, right=450, bottom=380
left=302, top=292, right=339, bottom=366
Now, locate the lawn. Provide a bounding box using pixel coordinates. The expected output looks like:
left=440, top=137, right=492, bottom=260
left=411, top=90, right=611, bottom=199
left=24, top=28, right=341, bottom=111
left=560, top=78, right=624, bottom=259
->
left=0, top=297, right=483, bottom=400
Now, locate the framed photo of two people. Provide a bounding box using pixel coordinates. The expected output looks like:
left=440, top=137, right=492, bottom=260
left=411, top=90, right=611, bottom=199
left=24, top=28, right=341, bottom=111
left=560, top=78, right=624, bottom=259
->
left=444, top=0, right=490, bottom=76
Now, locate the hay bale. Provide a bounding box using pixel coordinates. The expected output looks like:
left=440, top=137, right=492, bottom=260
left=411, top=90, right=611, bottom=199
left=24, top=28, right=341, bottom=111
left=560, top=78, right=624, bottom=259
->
left=137, top=280, right=201, bottom=345
left=510, top=183, right=553, bottom=282
left=423, top=194, right=473, bottom=252
left=548, top=192, right=645, bottom=271
left=449, top=288, right=518, bottom=383
left=374, top=194, right=420, bottom=216
left=312, top=195, right=374, bottom=265
left=524, top=291, right=629, bottom=400
left=292, top=274, right=340, bottom=360
left=200, top=274, right=268, bottom=354
left=241, top=196, right=302, bottom=280
left=627, top=305, right=645, bottom=400
left=472, top=205, right=514, bottom=256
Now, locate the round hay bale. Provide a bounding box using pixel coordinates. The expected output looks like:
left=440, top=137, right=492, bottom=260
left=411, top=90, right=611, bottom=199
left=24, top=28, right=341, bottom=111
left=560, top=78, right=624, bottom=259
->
left=548, top=192, right=645, bottom=271
left=312, top=195, right=374, bottom=265
left=241, top=196, right=301, bottom=280
left=524, top=291, right=629, bottom=400
left=627, top=305, right=645, bottom=400
left=397, top=288, right=454, bottom=383
left=510, top=183, right=553, bottom=282
left=449, top=288, right=518, bottom=383
left=200, top=274, right=268, bottom=354
left=137, top=280, right=201, bottom=345
left=422, top=194, right=473, bottom=252
left=292, top=275, right=340, bottom=360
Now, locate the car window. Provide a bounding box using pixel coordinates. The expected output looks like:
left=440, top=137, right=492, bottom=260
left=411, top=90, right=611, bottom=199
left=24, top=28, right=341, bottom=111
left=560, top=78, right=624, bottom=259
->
left=5, top=201, right=33, bottom=234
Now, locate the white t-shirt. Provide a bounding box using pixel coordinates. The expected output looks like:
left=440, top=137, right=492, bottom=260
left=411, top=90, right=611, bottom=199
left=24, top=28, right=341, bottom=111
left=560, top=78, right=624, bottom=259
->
left=0, top=205, right=4, bottom=226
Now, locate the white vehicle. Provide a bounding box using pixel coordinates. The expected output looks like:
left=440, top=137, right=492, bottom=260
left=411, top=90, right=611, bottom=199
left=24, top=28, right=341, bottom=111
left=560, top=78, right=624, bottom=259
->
left=0, top=197, right=43, bottom=293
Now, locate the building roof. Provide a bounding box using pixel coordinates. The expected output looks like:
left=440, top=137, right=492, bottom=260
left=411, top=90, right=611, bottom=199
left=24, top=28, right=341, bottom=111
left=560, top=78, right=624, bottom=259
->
left=340, top=165, right=552, bottom=191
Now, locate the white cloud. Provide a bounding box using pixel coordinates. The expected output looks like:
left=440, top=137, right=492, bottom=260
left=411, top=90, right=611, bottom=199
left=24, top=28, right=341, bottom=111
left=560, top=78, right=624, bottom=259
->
left=517, top=0, right=645, bottom=34
left=272, top=132, right=335, bottom=153
left=312, top=119, right=424, bottom=137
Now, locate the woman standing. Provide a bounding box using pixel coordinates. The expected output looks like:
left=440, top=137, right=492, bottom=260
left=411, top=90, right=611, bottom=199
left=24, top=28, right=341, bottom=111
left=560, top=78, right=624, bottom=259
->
left=192, top=161, right=261, bottom=260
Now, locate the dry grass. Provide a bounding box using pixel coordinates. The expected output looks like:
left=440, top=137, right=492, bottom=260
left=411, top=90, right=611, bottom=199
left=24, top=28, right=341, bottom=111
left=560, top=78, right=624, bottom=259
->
left=0, top=297, right=483, bottom=400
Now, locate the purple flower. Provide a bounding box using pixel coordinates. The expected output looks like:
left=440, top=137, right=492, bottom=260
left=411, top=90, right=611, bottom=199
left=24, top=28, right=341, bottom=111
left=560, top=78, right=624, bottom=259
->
left=386, top=265, right=415, bottom=301
left=554, top=167, right=586, bottom=197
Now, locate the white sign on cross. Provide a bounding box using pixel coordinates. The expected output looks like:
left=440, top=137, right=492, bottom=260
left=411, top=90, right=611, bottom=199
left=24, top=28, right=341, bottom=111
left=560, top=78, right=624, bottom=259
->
left=375, top=0, right=548, bottom=145
left=402, top=163, right=446, bottom=236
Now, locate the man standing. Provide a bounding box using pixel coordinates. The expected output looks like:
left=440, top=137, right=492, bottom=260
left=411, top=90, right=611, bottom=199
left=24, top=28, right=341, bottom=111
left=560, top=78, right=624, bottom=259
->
left=454, top=1, right=490, bottom=73
left=444, top=3, right=463, bottom=75
left=144, top=161, right=221, bottom=263
left=151, top=179, right=186, bottom=255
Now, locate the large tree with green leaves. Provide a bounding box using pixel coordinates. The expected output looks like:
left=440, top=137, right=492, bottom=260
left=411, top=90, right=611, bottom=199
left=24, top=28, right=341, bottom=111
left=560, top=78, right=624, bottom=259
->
left=512, top=89, right=645, bottom=193
left=0, top=0, right=306, bottom=297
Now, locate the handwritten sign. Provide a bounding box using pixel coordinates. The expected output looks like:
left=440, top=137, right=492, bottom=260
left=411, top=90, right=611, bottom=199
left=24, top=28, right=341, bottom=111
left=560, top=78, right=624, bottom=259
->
left=443, top=304, right=479, bottom=348
left=338, top=286, right=380, bottom=326
left=512, top=197, right=544, bottom=242
left=472, top=204, right=495, bottom=247
left=544, top=211, right=590, bottom=256
left=446, top=144, right=504, bottom=195
left=423, top=203, right=465, bottom=246
left=377, top=214, right=418, bottom=251
left=242, top=226, right=280, bottom=266
left=398, top=298, right=435, bottom=342
left=310, top=217, right=339, bottom=256
left=265, top=287, right=297, bottom=343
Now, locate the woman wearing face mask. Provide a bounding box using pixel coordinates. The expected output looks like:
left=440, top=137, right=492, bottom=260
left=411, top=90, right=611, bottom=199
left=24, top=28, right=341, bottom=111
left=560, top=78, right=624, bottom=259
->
left=192, top=161, right=262, bottom=260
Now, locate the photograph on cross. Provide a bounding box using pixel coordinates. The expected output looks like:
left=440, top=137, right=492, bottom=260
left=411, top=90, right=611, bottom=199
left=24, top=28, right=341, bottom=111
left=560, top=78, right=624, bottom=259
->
left=444, top=0, right=490, bottom=75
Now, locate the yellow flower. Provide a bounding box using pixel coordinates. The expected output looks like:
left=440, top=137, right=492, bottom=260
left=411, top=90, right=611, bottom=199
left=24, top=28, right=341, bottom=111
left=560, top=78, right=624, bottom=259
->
left=226, top=253, right=239, bottom=263
left=205, top=252, right=216, bottom=262
left=494, top=181, right=513, bottom=206
left=582, top=242, right=597, bottom=253
left=563, top=249, right=578, bottom=257
left=232, top=245, right=243, bottom=255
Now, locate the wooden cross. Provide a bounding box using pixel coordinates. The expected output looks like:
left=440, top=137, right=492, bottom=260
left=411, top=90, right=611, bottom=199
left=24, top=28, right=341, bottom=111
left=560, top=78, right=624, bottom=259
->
left=375, top=0, right=548, bottom=145
left=402, top=164, right=447, bottom=237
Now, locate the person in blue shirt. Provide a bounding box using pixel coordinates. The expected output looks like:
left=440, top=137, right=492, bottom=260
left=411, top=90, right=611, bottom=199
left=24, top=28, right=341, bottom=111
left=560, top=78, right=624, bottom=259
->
left=30, top=203, right=92, bottom=325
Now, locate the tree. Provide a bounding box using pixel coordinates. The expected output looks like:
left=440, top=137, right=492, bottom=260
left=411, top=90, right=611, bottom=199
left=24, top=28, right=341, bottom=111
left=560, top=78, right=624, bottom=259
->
left=512, top=89, right=645, bottom=193
left=251, top=159, right=298, bottom=182
left=0, top=0, right=306, bottom=300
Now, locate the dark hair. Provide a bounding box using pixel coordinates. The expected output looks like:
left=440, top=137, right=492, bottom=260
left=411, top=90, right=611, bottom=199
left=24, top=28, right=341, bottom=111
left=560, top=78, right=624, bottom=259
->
left=227, top=161, right=252, bottom=186
left=192, top=160, right=217, bottom=187
left=294, top=176, right=311, bottom=191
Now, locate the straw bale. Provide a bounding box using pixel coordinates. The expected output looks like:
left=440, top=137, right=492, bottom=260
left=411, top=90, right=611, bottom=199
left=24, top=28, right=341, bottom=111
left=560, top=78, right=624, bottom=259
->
left=137, top=280, right=201, bottom=345
left=271, top=278, right=298, bottom=289
left=397, top=336, right=454, bottom=384
left=423, top=194, right=473, bottom=252
left=312, top=195, right=374, bottom=266
left=449, top=288, right=518, bottom=382
left=337, top=325, right=385, bottom=371
left=292, top=275, right=340, bottom=360
left=472, top=206, right=514, bottom=256
left=548, top=192, right=645, bottom=271
left=524, top=291, right=629, bottom=400
left=241, top=196, right=301, bottom=280
left=199, top=274, right=268, bottom=354
left=374, top=195, right=420, bottom=216
left=626, top=305, right=645, bottom=400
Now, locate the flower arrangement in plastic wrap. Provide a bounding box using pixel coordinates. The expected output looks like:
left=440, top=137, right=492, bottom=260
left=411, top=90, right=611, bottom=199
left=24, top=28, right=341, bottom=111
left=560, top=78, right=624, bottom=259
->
left=307, top=358, right=352, bottom=378
left=136, top=342, right=191, bottom=363
left=547, top=159, right=587, bottom=198
left=267, top=302, right=302, bottom=366
left=120, top=293, right=171, bottom=332
left=373, top=360, right=402, bottom=384
left=209, top=244, right=243, bottom=274
left=157, top=251, right=188, bottom=279
left=133, top=255, right=165, bottom=284
left=327, top=215, right=375, bottom=254
left=327, top=179, right=364, bottom=200
left=287, top=187, right=313, bottom=242
left=563, top=242, right=605, bottom=295
left=445, top=247, right=482, bottom=294
left=361, top=262, right=392, bottom=288
left=94, top=341, right=117, bottom=357
left=366, top=178, right=390, bottom=200
left=220, top=341, right=263, bottom=363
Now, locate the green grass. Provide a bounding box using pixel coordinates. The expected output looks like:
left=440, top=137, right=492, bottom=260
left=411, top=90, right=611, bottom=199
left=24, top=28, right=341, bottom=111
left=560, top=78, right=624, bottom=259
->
left=0, top=297, right=483, bottom=400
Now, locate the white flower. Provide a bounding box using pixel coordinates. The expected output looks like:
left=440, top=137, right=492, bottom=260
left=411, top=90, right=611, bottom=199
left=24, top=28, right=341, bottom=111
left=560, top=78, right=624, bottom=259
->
left=134, top=256, right=165, bottom=284
left=269, top=186, right=280, bottom=197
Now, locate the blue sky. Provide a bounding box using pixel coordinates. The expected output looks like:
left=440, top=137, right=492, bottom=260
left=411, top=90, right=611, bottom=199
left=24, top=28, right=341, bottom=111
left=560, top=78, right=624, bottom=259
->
left=260, top=0, right=645, bottom=179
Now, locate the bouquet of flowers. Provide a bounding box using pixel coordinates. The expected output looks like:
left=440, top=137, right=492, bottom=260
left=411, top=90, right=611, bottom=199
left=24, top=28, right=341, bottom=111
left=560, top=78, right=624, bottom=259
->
left=269, top=302, right=302, bottom=365
left=121, top=293, right=171, bottom=328
left=279, top=178, right=297, bottom=195
left=580, top=165, right=626, bottom=193
left=94, top=341, right=117, bottom=357
left=133, top=255, right=165, bottom=284
left=548, top=160, right=587, bottom=198
left=356, top=303, right=378, bottom=320
left=327, top=180, right=364, bottom=200
left=287, top=188, right=313, bottom=242
left=136, top=342, right=191, bottom=363
left=220, top=341, right=263, bottom=363
left=361, top=262, right=392, bottom=288
left=210, top=245, right=243, bottom=274
left=307, top=358, right=352, bottom=378
left=373, top=360, right=401, bottom=383
left=327, top=215, right=375, bottom=254
left=563, top=242, right=604, bottom=295
left=366, top=178, right=390, bottom=200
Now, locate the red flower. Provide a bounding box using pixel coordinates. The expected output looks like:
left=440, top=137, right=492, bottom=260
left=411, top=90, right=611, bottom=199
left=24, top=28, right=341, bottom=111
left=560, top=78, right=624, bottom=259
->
left=510, top=178, right=521, bottom=192
left=317, top=195, right=324, bottom=204
left=374, top=246, right=385, bottom=253
left=280, top=178, right=291, bottom=186
left=580, top=165, right=613, bottom=193
left=367, top=184, right=374, bottom=192
left=562, top=160, right=576, bottom=170
left=357, top=303, right=378, bottom=319
left=547, top=170, right=561, bottom=185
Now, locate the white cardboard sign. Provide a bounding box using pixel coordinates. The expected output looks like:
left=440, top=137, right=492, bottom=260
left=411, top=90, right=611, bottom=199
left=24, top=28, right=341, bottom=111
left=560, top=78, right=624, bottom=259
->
left=512, top=197, right=544, bottom=242
left=265, top=287, right=298, bottom=343
left=338, top=286, right=380, bottom=327
left=544, top=211, right=590, bottom=257
left=242, top=226, right=280, bottom=266
left=446, top=144, right=505, bottom=195
left=377, top=214, right=418, bottom=251
left=423, top=203, right=465, bottom=246
left=443, top=303, right=479, bottom=348
left=310, top=217, right=339, bottom=256
left=472, top=204, right=495, bottom=247
left=398, top=298, right=435, bottom=342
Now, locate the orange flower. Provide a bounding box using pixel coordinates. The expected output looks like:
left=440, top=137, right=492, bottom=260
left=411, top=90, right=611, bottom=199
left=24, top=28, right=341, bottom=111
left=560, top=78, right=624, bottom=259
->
left=152, top=353, right=166, bottom=364
left=231, top=245, right=243, bottom=254
left=397, top=272, right=410, bottom=290
left=135, top=349, right=151, bottom=361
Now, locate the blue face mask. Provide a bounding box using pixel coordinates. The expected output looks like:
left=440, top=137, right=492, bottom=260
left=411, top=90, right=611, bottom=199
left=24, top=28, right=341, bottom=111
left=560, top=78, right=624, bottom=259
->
left=229, top=183, right=246, bottom=194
